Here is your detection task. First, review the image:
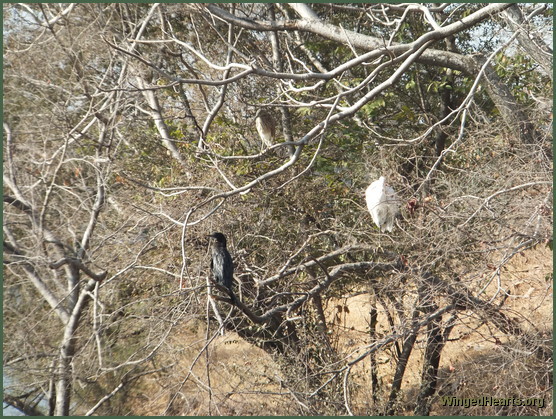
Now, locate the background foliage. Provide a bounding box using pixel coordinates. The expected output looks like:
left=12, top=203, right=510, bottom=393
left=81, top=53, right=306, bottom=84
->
left=3, top=3, right=552, bottom=416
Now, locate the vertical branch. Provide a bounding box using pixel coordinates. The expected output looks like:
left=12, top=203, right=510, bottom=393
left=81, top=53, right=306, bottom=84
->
left=414, top=314, right=458, bottom=415
left=55, top=279, right=98, bottom=416
left=434, top=33, right=458, bottom=157
left=268, top=5, right=295, bottom=157
left=385, top=280, right=428, bottom=415
left=368, top=292, right=379, bottom=404
left=414, top=302, right=442, bottom=415
left=92, top=282, right=103, bottom=369
left=343, top=366, right=354, bottom=416
left=48, top=358, right=57, bottom=416
left=197, top=14, right=236, bottom=150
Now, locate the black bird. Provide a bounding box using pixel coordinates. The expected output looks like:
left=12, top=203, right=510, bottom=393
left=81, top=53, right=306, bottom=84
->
left=207, top=232, right=236, bottom=303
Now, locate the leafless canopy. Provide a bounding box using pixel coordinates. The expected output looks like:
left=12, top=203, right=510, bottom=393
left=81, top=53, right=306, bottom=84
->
left=3, top=3, right=552, bottom=416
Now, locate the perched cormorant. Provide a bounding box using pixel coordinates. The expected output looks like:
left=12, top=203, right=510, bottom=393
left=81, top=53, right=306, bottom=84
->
left=207, top=232, right=236, bottom=303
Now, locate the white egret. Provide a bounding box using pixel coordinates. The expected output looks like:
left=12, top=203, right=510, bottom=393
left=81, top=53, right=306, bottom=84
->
left=365, top=176, right=401, bottom=232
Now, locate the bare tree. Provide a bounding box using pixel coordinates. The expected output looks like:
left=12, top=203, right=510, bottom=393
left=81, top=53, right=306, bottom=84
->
left=3, top=3, right=552, bottom=416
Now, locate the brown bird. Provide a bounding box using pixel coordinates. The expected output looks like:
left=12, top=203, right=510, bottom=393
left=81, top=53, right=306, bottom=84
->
left=255, top=109, right=276, bottom=149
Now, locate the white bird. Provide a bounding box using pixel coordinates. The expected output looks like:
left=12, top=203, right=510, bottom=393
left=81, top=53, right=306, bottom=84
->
left=255, top=109, right=276, bottom=148
left=365, top=176, right=401, bottom=232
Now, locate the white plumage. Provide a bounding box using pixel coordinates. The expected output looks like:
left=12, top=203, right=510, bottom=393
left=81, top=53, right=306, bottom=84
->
left=365, top=176, right=401, bottom=232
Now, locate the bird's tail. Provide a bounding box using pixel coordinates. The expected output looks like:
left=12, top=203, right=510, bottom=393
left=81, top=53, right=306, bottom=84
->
left=227, top=289, right=237, bottom=305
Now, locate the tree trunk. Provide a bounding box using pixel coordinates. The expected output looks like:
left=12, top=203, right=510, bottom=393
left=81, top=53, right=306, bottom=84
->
left=385, top=286, right=425, bottom=415
left=368, top=294, right=379, bottom=404
left=54, top=334, right=77, bottom=416
left=269, top=4, right=296, bottom=158
left=414, top=305, right=442, bottom=416
left=475, top=56, right=540, bottom=145
left=385, top=325, right=419, bottom=415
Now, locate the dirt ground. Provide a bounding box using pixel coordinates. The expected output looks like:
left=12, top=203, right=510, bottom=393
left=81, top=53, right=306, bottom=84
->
left=132, top=244, right=552, bottom=415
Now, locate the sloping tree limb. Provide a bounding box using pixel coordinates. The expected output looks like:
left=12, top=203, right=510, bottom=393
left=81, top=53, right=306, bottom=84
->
left=206, top=3, right=510, bottom=77
left=206, top=3, right=539, bottom=145
left=207, top=3, right=511, bottom=56
left=169, top=33, right=441, bottom=225
left=135, top=75, right=186, bottom=164
left=3, top=393, right=46, bottom=416
left=3, top=237, right=71, bottom=324
left=502, top=4, right=552, bottom=81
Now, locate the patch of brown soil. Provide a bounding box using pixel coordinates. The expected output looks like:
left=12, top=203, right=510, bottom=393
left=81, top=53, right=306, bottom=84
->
left=130, top=245, right=552, bottom=415
left=323, top=244, right=552, bottom=415
left=128, top=321, right=290, bottom=415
